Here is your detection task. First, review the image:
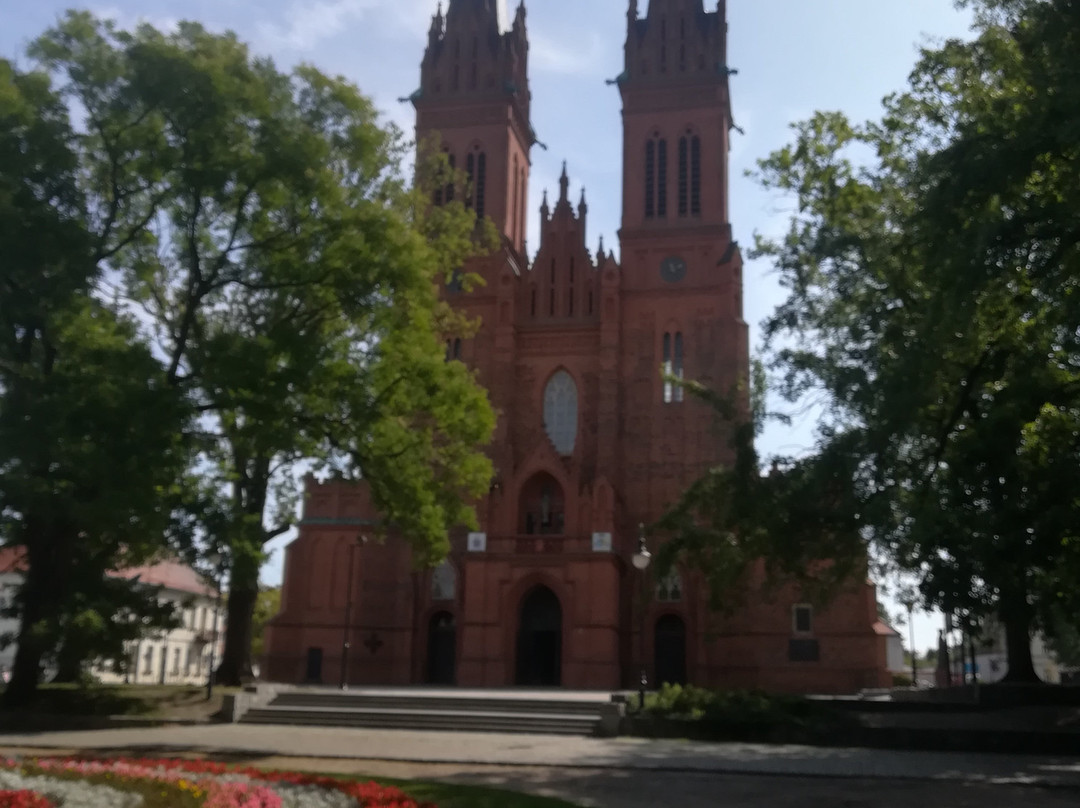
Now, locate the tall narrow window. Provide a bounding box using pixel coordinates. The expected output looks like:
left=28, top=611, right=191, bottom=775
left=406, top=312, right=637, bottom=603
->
left=470, top=37, right=479, bottom=89
left=512, top=156, right=520, bottom=242
left=674, top=332, right=685, bottom=402
left=519, top=168, right=527, bottom=242
left=663, top=332, right=673, bottom=403
left=645, top=140, right=656, bottom=218
left=657, top=139, right=668, bottom=217
left=476, top=152, right=487, bottom=219
left=453, top=339, right=462, bottom=360
left=543, top=371, right=579, bottom=455
left=447, top=154, right=456, bottom=203
left=690, top=136, right=701, bottom=216
left=678, top=137, right=689, bottom=217
left=465, top=153, right=475, bottom=209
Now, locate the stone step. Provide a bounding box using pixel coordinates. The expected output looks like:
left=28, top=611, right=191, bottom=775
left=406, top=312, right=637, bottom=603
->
left=269, top=693, right=606, bottom=716
left=240, top=706, right=596, bottom=735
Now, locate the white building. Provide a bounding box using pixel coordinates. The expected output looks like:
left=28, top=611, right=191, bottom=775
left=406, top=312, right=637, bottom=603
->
left=0, top=550, right=223, bottom=686
left=972, top=618, right=1062, bottom=684
left=0, top=552, right=21, bottom=682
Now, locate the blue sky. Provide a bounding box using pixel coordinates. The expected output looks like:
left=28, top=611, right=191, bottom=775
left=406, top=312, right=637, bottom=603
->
left=1, top=1, right=976, bottom=652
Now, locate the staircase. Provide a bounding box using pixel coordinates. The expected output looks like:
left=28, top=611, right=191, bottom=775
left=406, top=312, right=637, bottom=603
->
left=238, top=687, right=622, bottom=736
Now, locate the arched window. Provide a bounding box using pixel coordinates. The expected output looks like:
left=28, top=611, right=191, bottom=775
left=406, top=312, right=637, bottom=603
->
left=453, top=338, right=462, bottom=361
left=657, top=139, right=668, bottom=217
left=663, top=333, right=673, bottom=403
left=674, top=332, right=685, bottom=401
left=645, top=140, right=656, bottom=218
left=678, top=137, right=689, bottom=217
left=432, top=561, right=456, bottom=601
left=663, top=332, right=685, bottom=404
left=690, top=136, right=701, bottom=216
left=512, top=155, right=520, bottom=242
left=519, top=168, right=527, bottom=242
left=476, top=152, right=487, bottom=219
left=543, top=371, right=578, bottom=455
left=657, top=570, right=683, bottom=602
left=465, top=153, right=475, bottom=209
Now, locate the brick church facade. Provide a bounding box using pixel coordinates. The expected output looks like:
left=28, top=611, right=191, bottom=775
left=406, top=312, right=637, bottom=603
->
left=265, top=0, right=892, bottom=694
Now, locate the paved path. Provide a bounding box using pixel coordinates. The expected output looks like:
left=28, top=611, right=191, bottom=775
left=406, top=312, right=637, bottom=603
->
left=2, top=725, right=1080, bottom=788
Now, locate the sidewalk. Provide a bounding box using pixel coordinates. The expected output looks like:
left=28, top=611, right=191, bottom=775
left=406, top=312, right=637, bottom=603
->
left=1, top=724, right=1079, bottom=787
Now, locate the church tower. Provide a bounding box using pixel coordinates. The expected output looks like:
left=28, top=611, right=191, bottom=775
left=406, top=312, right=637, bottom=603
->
left=414, top=0, right=532, bottom=257
left=616, top=0, right=748, bottom=522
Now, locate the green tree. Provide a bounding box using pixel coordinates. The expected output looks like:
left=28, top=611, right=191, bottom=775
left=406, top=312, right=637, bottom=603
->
left=0, top=58, right=190, bottom=705
left=31, top=13, right=496, bottom=685
left=752, top=0, right=1080, bottom=682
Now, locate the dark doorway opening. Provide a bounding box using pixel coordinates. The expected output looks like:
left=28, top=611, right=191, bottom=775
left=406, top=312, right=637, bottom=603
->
left=427, top=611, right=457, bottom=685
left=516, top=586, right=562, bottom=686
left=654, top=614, right=687, bottom=686
left=305, top=647, right=323, bottom=684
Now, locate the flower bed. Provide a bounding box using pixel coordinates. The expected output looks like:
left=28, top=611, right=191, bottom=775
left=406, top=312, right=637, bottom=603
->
left=0, top=792, right=56, bottom=808
left=0, top=758, right=434, bottom=808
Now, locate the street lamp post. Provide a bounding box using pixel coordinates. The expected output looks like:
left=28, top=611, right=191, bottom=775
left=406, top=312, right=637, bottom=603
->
left=632, top=523, right=652, bottom=711
left=206, top=552, right=224, bottom=702
left=340, top=535, right=365, bottom=691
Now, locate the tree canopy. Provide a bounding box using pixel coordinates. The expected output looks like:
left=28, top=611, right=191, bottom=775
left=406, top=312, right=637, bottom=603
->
left=1, top=12, right=496, bottom=697
left=751, top=0, right=1080, bottom=680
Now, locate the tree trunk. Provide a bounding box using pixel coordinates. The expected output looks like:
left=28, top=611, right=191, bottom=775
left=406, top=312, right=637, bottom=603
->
left=2, top=547, right=53, bottom=707
left=215, top=552, right=260, bottom=687
left=1001, top=610, right=1041, bottom=684
left=51, top=638, right=85, bottom=684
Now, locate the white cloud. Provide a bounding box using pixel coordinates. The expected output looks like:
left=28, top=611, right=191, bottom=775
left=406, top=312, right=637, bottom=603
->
left=530, top=29, right=607, bottom=76
left=92, top=4, right=180, bottom=34
left=255, top=0, right=432, bottom=52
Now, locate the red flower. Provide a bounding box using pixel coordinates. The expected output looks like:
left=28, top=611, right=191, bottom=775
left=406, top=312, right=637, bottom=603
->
left=0, top=792, right=55, bottom=808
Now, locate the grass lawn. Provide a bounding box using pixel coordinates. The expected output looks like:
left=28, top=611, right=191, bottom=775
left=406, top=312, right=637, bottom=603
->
left=377, top=778, right=580, bottom=808
left=0, top=683, right=238, bottom=721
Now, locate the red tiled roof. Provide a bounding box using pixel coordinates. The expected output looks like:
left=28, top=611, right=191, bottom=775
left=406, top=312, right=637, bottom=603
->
left=115, top=560, right=217, bottom=597
left=873, top=620, right=902, bottom=637
left=0, top=547, right=215, bottom=596
left=0, top=547, right=27, bottom=574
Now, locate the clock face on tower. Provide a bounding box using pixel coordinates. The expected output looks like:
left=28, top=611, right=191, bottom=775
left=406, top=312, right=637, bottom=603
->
left=660, top=255, right=688, bottom=283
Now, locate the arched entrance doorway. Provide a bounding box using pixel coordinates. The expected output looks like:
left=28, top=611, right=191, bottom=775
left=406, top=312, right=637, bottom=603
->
left=516, top=586, right=562, bottom=686
left=427, top=612, right=456, bottom=685
left=654, top=614, right=687, bottom=686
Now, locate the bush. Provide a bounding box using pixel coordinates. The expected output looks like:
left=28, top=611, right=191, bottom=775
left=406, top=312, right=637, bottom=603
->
left=640, top=684, right=822, bottom=732
left=892, top=673, right=914, bottom=687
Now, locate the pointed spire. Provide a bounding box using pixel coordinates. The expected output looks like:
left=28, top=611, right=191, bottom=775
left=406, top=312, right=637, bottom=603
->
left=628, top=0, right=639, bottom=21
left=598, top=234, right=605, bottom=255
left=430, top=1, right=445, bottom=40
left=578, top=187, right=588, bottom=214
left=540, top=189, right=550, bottom=219
left=558, top=161, right=569, bottom=203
